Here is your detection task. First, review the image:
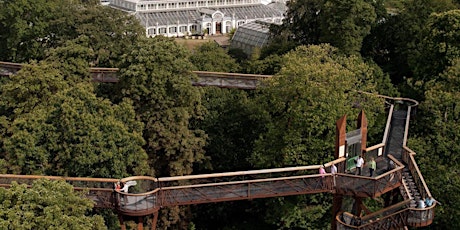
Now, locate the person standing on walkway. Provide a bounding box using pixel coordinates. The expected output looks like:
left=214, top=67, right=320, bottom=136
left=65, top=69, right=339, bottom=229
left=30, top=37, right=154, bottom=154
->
left=319, top=165, right=326, bottom=188
left=331, top=164, right=337, bottom=174
left=355, top=155, right=364, bottom=176
left=330, top=163, right=337, bottom=187
left=369, top=157, right=376, bottom=177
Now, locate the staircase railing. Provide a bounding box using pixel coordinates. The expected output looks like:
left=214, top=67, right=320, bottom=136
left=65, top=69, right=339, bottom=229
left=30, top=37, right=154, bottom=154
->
left=401, top=147, right=436, bottom=226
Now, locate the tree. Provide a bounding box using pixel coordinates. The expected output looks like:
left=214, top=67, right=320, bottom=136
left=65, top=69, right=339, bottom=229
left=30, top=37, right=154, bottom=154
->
left=274, top=0, right=325, bottom=45
left=269, top=0, right=377, bottom=55
left=408, top=59, right=460, bottom=229
left=411, top=10, right=460, bottom=83
left=59, top=4, right=144, bottom=67
left=0, top=61, right=148, bottom=178
left=320, top=0, right=376, bottom=55
left=0, top=179, right=106, bottom=230
left=196, top=87, right=263, bottom=173
left=249, top=44, right=388, bottom=228
left=115, top=36, right=207, bottom=228
left=251, top=44, right=386, bottom=168
left=0, top=0, right=63, bottom=62
left=361, top=0, right=457, bottom=86
left=116, top=36, right=207, bottom=178
left=189, top=41, right=239, bottom=72
left=0, top=0, right=143, bottom=65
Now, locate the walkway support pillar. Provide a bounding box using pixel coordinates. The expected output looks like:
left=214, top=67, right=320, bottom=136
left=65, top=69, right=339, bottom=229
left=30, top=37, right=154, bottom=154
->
left=151, top=210, right=159, bottom=230
left=331, top=194, right=343, bottom=230
left=118, top=213, right=126, bottom=230
left=138, top=216, right=143, bottom=230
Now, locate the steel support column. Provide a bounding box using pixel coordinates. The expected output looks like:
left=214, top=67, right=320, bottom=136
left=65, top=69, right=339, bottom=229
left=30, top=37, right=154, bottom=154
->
left=152, top=211, right=159, bottom=230
left=331, top=194, right=343, bottom=230
left=118, top=213, right=126, bottom=230
left=138, top=216, right=143, bottom=230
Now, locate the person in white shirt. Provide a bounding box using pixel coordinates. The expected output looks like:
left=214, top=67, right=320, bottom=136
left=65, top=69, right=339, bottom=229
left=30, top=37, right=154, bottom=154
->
left=331, top=164, right=337, bottom=174
left=330, top=164, right=337, bottom=187
left=417, top=198, right=426, bottom=208
left=355, top=155, right=364, bottom=176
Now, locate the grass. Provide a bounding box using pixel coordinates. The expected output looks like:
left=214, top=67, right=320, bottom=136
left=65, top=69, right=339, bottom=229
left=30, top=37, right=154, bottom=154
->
left=174, top=38, right=212, bottom=50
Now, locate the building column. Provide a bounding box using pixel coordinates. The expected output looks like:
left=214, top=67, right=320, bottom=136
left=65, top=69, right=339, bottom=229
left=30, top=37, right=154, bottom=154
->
left=211, top=21, right=216, bottom=35
left=222, top=21, right=226, bottom=34
left=155, top=22, right=159, bottom=36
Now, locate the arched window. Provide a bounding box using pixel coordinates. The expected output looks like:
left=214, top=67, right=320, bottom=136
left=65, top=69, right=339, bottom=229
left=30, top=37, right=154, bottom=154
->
left=225, top=21, right=232, bottom=34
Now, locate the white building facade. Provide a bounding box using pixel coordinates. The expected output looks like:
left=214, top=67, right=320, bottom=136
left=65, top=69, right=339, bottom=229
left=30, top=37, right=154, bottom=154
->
left=109, top=0, right=285, bottom=37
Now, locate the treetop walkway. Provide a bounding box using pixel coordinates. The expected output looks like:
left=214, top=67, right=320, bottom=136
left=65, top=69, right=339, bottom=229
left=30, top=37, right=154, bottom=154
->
left=0, top=61, right=271, bottom=89
left=0, top=61, right=436, bottom=230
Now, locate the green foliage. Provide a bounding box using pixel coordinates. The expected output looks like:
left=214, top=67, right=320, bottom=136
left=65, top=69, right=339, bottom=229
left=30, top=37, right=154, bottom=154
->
left=275, top=0, right=324, bottom=45
left=362, top=0, right=457, bottom=85
left=0, top=0, right=63, bottom=62
left=249, top=195, right=331, bottom=230
left=117, top=36, right=207, bottom=178
left=197, top=88, right=263, bottom=172
left=0, top=0, right=143, bottom=65
left=0, top=62, right=148, bottom=177
left=227, top=27, right=237, bottom=40
left=271, top=0, right=377, bottom=55
left=320, top=0, right=377, bottom=55
left=411, top=10, right=460, bottom=83
left=189, top=41, right=239, bottom=72
left=241, top=54, right=284, bottom=75
left=251, top=44, right=385, bottom=168
left=227, top=48, right=249, bottom=62
left=242, top=44, right=387, bottom=229
left=0, top=179, right=106, bottom=230
left=408, top=59, right=460, bottom=229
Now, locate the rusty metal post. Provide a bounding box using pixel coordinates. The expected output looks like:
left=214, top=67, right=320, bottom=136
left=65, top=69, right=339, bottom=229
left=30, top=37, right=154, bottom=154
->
left=357, top=110, right=368, bottom=154
left=331, top=194, right=343, bottom=230
left=152, top=211, right=159, bottom=230
left=353, top=197, right=363, bottom=217
left=118, top=213, right=126, bottom=230
left=335, top=115, right=347, bottom=160
left=138, top=216, right=144, bottom=230
left=332, top=115, right=347, bottom=230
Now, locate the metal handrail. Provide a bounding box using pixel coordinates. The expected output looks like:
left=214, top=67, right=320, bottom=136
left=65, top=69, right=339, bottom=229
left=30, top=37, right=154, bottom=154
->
left=382, top=104, right=394, bottom=144
left=158, top=165, right=322, bottom=182
left=402, top=147, right=432, bottom=199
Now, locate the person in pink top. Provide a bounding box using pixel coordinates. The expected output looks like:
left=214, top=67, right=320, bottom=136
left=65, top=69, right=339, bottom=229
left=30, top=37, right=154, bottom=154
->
left=319, top=165, right=326, bottom=188
left=319, top=165, right=326, bottom=177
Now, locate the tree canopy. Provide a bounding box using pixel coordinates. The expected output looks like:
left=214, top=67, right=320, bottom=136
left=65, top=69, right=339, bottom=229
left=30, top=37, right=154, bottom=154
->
left=0, top=179, right=106, bottom=230
left=0, top=61, right=148, bottom=178
left=0, top=0, right=143, bottom=66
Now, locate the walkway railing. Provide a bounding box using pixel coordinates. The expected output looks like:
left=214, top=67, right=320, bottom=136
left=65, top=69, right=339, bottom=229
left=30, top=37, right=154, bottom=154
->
left=334, top=155, right=404, bottom=198
left=0, top=61, right=272, bottom=89
left=0, top=82, right=435, bottom=228
left=402, top=147, right=436, bottom=227
left=114, top=164, right=337, bottom=215
left=336, top=200, right=412, bottom=229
